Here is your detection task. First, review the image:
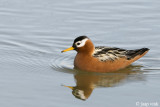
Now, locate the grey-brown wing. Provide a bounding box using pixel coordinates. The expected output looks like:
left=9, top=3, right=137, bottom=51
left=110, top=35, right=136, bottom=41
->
left=93, top=46, right=149, bottom=62
left=93, top=46, right=127, bottom=62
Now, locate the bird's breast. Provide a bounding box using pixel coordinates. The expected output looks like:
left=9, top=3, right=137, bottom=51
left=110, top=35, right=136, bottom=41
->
left=74, top=53, right=93, bottom=70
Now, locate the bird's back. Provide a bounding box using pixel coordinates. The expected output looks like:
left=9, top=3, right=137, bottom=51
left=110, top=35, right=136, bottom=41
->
left=93, top=46, right=149, bottom=62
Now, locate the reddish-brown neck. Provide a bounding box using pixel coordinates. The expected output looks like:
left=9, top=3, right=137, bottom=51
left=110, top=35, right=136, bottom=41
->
left=76, top=40, right=95, bottom=55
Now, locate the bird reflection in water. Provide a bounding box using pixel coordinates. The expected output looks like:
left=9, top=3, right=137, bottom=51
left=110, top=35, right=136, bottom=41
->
left=62, top=65, right=145, bottom=101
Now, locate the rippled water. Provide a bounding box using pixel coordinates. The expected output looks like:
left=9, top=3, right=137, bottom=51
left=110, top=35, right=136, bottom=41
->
left=0, top=0, right=160, bottom=107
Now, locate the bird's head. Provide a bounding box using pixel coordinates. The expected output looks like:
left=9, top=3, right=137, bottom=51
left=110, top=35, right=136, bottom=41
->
left=62, top=36, right=94, bottom=54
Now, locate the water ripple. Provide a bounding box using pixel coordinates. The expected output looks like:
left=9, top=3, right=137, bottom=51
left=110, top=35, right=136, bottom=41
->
left=50, top=53, right=76, bottom=74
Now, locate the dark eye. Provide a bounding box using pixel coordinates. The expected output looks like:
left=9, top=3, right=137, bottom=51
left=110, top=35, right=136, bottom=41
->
left=77, top=43, right=80, bottom=45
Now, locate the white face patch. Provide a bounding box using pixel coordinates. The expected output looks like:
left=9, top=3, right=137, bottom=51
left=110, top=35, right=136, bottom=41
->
left=75, top=38, right=88, bottom=48
left=73, top=89, right=86, bottom=100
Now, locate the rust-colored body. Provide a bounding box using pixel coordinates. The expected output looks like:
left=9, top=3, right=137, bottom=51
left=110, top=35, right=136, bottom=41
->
left=74, top=40, right=149, bottom=73
left=62, top=36, right=149, bottom=73
left=74, top=50, right=148, bottom=72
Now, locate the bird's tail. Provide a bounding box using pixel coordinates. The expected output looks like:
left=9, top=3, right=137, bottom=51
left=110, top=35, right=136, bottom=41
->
left=127, top=48, right=149, bottom=60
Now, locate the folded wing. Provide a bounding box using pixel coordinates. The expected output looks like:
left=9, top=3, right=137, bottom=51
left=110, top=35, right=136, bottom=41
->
left=93, top=46, right=149, bottom=62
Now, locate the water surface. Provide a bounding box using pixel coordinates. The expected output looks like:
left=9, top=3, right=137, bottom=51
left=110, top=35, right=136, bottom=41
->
left=0, top=0, right=160, bottom=107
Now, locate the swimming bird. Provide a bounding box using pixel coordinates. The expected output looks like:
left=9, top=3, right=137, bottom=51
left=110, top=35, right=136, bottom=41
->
left=62, top=36, right=149, bottom=73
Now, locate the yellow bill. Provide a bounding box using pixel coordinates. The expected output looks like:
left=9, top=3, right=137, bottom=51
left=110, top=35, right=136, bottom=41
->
left=61, top=47, right=74, bottom=53
left=62, top=85, right=74, bottom=90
